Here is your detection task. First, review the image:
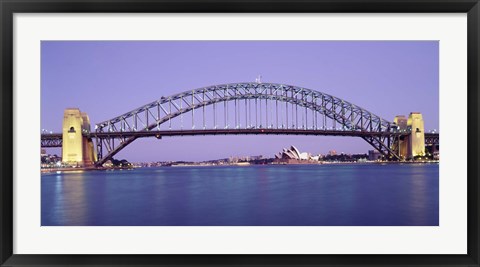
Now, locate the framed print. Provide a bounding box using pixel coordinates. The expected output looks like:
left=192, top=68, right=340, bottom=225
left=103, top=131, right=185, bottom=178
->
left=1, top=0, right=479, bottom=266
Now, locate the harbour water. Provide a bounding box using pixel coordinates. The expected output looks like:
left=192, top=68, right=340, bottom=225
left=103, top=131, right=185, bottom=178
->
left=41, top=164, right=439, bottom=226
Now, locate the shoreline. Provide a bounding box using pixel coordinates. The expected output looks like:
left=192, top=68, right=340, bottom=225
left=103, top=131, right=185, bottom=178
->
left=41, top=166, right=133, bottom=173
left=41, top=160, right=439, bottom=173
left=163, top=160, right=440, bottom=167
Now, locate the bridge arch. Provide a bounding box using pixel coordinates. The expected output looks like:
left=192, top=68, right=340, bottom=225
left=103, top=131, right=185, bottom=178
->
left=94, top=82, right=398, bottom=165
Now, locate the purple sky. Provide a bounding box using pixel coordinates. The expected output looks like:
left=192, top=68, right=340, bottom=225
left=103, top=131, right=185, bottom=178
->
left=41, top=41, right=439, bottom=162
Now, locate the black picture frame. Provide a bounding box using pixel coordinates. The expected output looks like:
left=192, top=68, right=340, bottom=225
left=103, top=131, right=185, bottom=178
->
left=1, top=0, right=479, bottom=266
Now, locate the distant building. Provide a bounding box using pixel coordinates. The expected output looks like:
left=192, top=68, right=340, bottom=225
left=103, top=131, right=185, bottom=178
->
left=328, top=150, right=337, bottom=156
left=368, top=150, right=382, bottom=161
left=41, top=153, right=62, bottom=168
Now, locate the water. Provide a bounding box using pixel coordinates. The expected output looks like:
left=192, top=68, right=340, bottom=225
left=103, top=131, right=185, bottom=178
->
left=41, top=164, right=439, bottom=226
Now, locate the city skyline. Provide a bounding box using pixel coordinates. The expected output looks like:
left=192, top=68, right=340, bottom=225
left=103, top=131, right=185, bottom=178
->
left=41, top=41, right=439, bottom=162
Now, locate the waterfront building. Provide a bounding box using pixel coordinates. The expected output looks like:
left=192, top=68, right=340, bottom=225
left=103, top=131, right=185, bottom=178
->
left=368, top=150, right=382, bottom=161
left=274, top=145, right=317, bottom=164
left=275, top=145, right=308, bottom=160
left=328, top=150, right=337, bottom=156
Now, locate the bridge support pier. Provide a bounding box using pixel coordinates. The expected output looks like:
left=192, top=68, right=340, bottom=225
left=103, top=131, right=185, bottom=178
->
left=407, top=113, right=425, bottom=158
left=392, top=113, right=426, bottom=160
left=62, top=108, right=97, bottom=167
left=96, top=138, right=103, bottom=164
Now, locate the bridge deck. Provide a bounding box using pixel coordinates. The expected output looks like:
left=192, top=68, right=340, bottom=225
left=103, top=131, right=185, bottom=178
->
left=41, top=130, right=439, bottom=148
left=42, top=129, right=415, bottom=139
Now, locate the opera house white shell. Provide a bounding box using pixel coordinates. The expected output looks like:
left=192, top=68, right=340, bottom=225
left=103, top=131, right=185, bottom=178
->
left=275, top=145, right=311, bottom=160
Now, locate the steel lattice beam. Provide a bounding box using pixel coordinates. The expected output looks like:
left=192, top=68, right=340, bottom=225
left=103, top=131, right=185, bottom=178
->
left=425, top=133, right=439, bottom=145
left=41, top=134, right=63, bottom=147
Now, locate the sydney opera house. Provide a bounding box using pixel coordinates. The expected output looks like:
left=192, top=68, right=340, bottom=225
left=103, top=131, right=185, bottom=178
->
left=274, top=145, right=320, bottom=164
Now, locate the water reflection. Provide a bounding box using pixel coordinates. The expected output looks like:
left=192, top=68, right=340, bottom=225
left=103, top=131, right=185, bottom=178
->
left=42, top=164, right=439, bottom=226
left=50, top=174, right=87, bottom=225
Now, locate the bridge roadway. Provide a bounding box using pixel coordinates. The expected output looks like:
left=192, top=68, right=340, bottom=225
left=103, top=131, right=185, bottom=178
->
left=99, top=129, right=403, bottom=138
left=41, top=130, right=439, bottom=148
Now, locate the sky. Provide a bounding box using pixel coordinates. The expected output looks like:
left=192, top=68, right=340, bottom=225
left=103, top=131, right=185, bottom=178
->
left=41, top=41, right=439, bottom=162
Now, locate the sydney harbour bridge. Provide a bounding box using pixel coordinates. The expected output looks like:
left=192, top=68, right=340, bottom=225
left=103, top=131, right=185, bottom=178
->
left=40, top=82, right=439, bottom=166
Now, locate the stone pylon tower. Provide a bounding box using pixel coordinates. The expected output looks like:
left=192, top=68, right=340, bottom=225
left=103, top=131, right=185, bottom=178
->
left=392, top=112, right=426, bottom=160
left=62, top=108, right=97, bottom=166
left=407, top=112, right=425, bottom=158
left=393, top=115, right=409, bottom=159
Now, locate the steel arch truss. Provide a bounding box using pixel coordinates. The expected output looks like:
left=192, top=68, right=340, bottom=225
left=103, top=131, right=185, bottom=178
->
left=95, top=83, right=399, bottom=165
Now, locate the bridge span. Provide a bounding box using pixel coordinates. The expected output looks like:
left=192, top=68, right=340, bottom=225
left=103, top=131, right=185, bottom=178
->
left=41, top=129, right=439, bottom=152
left=41, top=82, right=439, bottom=166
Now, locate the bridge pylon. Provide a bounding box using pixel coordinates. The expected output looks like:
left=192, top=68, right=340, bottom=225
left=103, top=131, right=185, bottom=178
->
left=391, top=112, right=426, bottom=160
left=62, top=108, right=97, bottom=167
